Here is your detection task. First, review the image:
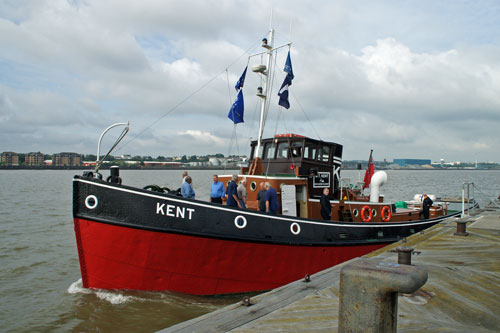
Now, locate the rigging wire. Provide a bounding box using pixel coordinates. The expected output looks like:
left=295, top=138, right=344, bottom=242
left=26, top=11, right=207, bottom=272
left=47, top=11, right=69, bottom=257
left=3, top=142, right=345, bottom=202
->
left=262, top=50, right=281, bottom=179
left=273, top=66, right=322, bottom=142
left=117, top=41, right=260, bottom=152
left=225, top=68, right=236, bottom=165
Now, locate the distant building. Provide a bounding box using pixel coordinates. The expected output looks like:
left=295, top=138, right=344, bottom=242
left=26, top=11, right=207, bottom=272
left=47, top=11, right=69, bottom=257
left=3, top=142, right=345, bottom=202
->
left=209, top=157, right=221, bottom=166
left=393, top=158, right=431, bottom=166
left=1, top=152, right=19, bottom=166
left=142, top=161, right=183, bottom=167
left=26, top=152, right=44, bottom=166
left=82, top=161, right=97, bottom=167
left=53, top=152, right=81, bottom=167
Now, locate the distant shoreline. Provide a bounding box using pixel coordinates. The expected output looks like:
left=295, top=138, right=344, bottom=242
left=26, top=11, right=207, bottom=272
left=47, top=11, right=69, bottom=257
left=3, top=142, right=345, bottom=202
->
left=0, top=165, right=240, bottom=171
left=0, top=166, right=498, bottom=171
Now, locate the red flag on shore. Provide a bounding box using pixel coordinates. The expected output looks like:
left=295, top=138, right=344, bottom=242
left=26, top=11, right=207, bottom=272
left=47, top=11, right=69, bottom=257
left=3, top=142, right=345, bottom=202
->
left=363, top=150, right=374, bottom=189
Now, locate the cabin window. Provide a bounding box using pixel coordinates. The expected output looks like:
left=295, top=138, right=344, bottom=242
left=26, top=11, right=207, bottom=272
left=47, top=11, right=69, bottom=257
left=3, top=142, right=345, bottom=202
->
left=318, top=145, right=330, bottom=162
left=290, top=141, right=303, bottom=158
left=276, top=142, right=289, bottom=159
left=250, top=181, right=257, bottom=191
left=263, top=143, right=275, bottom=159
left=304, top=144, right=317, bottom=160
left=249, top=146, right=255, bottom=160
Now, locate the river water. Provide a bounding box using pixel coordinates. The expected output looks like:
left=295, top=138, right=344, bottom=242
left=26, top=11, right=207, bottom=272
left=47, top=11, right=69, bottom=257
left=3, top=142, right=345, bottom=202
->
left=0, top=169, right=498, bottom=332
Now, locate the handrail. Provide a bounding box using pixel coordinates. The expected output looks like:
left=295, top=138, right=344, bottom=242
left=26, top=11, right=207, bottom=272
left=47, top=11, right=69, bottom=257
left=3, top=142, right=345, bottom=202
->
left=461, top=182, right=475, bottom=218
left=93, top=121, right=130, bottom=174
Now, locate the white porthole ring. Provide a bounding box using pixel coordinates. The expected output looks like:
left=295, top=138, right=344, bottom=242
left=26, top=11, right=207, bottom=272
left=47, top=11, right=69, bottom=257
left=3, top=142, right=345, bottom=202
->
left=85, top=195, right=98, bottom=209
left=290, top=222, right=301, bottom=235
left=234, top=215, right=247, bottom=229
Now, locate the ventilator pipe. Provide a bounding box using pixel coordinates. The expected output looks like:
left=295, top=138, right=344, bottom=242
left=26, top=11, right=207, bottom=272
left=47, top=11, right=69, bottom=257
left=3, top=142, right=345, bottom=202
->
left=370, top=171, right=387, bottom=203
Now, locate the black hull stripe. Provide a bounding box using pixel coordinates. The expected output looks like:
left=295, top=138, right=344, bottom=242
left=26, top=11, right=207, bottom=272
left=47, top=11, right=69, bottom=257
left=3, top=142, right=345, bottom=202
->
left=74, top=177, right=462, bottom=228
left=75, top=214, right=400, bottom=247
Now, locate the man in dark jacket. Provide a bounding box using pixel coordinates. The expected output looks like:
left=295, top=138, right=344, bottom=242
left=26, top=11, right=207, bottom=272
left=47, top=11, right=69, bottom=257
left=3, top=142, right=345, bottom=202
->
left=320, top=188, right=332, bottom=220
left=226, top=175, right=240, bottom=208
left=256, top=182, right=267, bottom=212
left=422, top=194, right=433, bottom=219
left=265, top=182, right=280, bottom=214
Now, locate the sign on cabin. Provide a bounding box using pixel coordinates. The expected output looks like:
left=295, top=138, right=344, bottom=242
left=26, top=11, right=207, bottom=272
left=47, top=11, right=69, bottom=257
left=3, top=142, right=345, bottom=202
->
left=313, top=172, right=330, bottom=188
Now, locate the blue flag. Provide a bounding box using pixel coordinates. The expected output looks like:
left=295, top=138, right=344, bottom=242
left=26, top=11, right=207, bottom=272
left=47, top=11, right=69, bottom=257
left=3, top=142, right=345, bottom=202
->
left=235, top=66, right=247, bottom=91
left=278, top=51, right=294, bottom=109
left=284, top=51, right=294, bottom=79
left=278, top=75, right=292, bottom=109
left=228, top=90, right=244, bottom=124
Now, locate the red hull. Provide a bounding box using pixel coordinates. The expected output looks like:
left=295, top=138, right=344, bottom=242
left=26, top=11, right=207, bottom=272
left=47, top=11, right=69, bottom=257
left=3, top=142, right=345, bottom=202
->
left=74, top=218, right=387, bottom=295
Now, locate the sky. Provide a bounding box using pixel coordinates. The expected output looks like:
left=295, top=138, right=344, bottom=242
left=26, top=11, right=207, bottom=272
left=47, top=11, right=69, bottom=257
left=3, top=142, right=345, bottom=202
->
left=1, top=0, right=499, bottom=163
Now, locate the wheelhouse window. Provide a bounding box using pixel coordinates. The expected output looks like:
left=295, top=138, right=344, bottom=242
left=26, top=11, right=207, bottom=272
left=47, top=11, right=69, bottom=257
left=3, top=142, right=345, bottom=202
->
left=276, top=142, right=289, bottom=159
left=318, top=145, right=331, bottom=162
left=290, top=141, right=303, bottom=158
left=304, top=144, right=317, bottom=160
left=263, top=142, right=275, bottom=159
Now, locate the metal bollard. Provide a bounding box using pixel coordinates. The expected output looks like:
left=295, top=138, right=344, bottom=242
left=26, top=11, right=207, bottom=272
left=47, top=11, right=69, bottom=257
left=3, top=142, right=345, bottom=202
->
left=396, top=246, right=414, bottom=265
left=454, top=217, right=473, bottom=236
left=338, top=258, right=428, bottom=332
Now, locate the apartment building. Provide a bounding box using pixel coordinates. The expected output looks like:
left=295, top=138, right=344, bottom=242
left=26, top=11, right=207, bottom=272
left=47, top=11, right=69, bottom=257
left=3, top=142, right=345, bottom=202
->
left=53, top=152, right=81, bottom=167
left=1, top=152, right=19, bottom=166
left=26, top=152, right=45, bottom=166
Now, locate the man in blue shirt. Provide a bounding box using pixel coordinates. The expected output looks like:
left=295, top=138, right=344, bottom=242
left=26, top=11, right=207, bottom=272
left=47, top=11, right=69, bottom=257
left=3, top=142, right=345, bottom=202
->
left=265, top=182, right=280, bottom=214
left=226, top=175, right=240, bottom=208
left=210, top=175, right=225, bottom=204
left=181, top=176, right=195, bottom=199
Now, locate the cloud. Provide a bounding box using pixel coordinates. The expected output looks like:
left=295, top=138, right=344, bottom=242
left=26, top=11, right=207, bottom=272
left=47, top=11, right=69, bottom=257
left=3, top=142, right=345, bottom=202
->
left=178, top=130, right=225, bottom=146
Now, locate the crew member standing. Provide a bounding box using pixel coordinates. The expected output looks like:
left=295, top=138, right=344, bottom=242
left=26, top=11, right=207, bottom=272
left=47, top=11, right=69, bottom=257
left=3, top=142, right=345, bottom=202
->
left=422, top=194, right=433, bottom=219
left=256, top=182, right=267, bottom=212
left=226, top=175, right=240, bottom=208
left=209, top=175, right=225, bottom=204
left=181, top=171, right=188, bottom=184
left=320, top=188, right=332, bottom=220
left=237, top=178, right=248, bottom=208
left=181, top=176, right=195, bottom=199
left=265, top=182, right=280, bottom=214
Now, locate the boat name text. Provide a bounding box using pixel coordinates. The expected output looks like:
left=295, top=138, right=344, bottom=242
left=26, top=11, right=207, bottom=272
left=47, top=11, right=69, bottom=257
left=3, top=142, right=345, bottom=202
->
left=156, top=202, right=194, bottom=220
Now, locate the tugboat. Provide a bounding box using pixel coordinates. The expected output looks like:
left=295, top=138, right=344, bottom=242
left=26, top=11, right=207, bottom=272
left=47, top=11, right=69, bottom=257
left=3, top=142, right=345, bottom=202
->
left=72, top=27, right=464, bottom=295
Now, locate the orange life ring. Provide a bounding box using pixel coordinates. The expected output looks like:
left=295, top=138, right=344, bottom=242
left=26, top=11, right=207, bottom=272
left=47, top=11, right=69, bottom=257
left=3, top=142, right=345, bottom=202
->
left=361, top=205, right=372, bottom=222
left=381, top=205, right=391, bottom=222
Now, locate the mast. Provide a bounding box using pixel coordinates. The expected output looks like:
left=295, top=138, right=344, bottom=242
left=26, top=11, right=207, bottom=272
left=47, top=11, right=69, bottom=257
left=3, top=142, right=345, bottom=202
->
left=255, top=28, right=275, bottom=158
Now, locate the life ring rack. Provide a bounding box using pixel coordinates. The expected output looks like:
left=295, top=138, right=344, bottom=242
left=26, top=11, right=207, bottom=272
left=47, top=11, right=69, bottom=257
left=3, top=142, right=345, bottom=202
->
left=361, top=205, right=372, bottom=222
left=381, top=205, right=392, bottom=222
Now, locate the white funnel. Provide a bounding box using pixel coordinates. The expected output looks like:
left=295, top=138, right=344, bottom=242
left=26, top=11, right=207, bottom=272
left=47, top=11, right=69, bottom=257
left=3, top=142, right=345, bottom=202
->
left=370, top=171, right=387, bottom=203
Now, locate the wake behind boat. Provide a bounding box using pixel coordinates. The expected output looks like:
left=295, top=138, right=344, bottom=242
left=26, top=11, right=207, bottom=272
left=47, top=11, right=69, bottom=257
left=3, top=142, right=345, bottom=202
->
left=72, top=27, right=475, bottom=295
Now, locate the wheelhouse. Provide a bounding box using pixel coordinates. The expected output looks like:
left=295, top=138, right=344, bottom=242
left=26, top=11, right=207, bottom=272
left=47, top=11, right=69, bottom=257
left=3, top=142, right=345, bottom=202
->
left=246, top=134, right=343, bottom=200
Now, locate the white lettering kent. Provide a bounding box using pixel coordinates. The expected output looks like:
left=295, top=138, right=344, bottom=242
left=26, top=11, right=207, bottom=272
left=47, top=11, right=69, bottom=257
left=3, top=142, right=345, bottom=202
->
left=156, top=202, right=195, bottom=220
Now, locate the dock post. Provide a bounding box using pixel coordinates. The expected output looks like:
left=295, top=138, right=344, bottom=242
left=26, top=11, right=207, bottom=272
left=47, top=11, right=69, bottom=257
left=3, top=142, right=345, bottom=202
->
left=454, top=217, right=473, bottom=236
left=338, top=258, right=428, bottom=332
left=395, top=246, right=414, bottom=265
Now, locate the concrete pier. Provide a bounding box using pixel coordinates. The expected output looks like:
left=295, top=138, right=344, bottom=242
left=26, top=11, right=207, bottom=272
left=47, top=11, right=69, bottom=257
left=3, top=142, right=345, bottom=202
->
left=164, top=202, right=500, bottom=332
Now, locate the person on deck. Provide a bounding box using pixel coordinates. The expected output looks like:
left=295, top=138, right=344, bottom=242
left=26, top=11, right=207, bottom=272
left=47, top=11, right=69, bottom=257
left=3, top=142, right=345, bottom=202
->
left=181, top=171, right=188, bottom=184
left=226, top=175, right=240, bottom=208
left=181, top=176, right=195, bottom=199
left=237, top=178, right=248, bottom=208
left=256, top=182, right=267, bottom=212
left=265, top=182, right=280, bottom=214
left=320, top=188, right=332, bottom=220
left=422, top=194, right=433, bottom=219
left=210, top=175, right=225, bottom=204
